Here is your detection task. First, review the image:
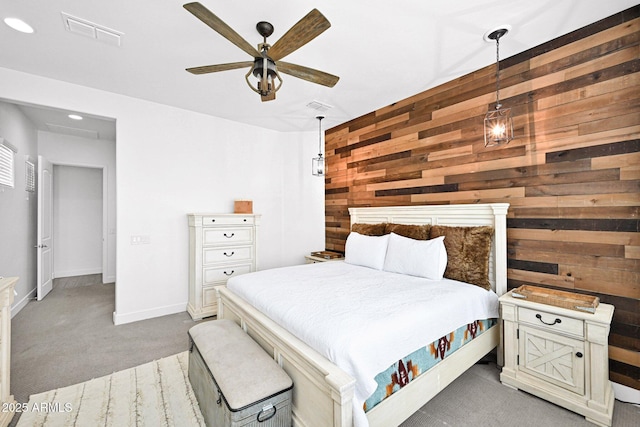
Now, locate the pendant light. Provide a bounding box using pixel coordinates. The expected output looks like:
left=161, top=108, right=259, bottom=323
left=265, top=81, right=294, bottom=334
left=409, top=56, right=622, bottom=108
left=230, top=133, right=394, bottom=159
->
left=312, top=116, right=325, bottom=176
left=484, top=26, right=514, bottom=147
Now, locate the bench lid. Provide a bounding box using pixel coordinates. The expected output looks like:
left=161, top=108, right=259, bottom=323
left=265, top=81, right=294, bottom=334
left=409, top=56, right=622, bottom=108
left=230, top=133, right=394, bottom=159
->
left=189, top=319, right=293, bottom=411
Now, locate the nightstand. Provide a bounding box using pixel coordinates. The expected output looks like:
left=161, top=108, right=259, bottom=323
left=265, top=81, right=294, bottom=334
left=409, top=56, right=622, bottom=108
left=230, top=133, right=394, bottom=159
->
left=499, top=290, right=615, bottom=426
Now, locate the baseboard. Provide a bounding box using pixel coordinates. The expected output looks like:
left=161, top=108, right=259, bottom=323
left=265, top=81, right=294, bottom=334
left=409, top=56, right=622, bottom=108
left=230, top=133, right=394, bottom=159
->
left=112, top=302, right=188, bottom=325
left=612, top=381, right=640, bottom=405
left=11, top=287, right=36, bottom=318
left=54, top=268, right=102, bottom=278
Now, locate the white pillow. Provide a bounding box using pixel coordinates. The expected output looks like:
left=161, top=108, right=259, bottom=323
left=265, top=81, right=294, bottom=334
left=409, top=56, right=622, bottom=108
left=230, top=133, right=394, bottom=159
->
left=344, top=232, right=390, bottom=270
left=383, top=233, right=447, bottom=280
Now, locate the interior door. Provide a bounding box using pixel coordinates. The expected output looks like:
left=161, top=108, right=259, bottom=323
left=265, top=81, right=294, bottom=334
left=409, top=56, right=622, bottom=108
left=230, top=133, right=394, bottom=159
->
left=37, top=155, right=53, bottom=300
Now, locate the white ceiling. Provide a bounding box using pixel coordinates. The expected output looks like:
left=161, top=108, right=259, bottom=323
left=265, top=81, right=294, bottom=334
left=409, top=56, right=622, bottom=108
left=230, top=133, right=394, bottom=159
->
left=1, top=0, right=636, bottom=138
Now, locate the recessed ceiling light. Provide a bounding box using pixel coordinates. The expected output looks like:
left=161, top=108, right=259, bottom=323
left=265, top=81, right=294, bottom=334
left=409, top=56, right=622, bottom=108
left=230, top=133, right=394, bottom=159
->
left=4, top=17, right=35, bottom=34
left=68, top=114, right=83, bottom=120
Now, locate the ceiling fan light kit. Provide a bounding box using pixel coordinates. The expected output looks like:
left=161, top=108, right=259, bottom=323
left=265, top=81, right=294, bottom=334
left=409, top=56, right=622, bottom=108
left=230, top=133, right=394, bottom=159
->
left=484, top=25, right=514, bottom=147
left=183, top=2, right=339, bottom=102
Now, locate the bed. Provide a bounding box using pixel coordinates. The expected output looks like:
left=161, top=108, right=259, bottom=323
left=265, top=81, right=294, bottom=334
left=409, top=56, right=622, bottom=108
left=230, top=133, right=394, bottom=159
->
left=217, top=203, right=509, bottom=427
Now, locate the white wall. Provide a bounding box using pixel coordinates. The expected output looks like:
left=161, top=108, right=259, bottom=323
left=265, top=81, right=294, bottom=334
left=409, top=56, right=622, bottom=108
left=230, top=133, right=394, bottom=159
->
left=0, top=67, right=325, bottom=324
left=0, top=101, right=38, bottom=313
left=38, top=132, right=117, bottom=283
left=53, top=165, right=103, bottom=278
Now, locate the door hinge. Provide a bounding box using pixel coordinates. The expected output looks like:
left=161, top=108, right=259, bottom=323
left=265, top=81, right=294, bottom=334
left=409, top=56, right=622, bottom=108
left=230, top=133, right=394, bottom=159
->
left=517, top=328, right=519, bottom=339
left=517, top=355, right=519, bottom=366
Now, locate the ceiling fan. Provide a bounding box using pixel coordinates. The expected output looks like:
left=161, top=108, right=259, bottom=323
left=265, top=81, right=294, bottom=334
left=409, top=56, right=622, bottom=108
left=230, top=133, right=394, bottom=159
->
left=183, top=2, right=339, bottom=102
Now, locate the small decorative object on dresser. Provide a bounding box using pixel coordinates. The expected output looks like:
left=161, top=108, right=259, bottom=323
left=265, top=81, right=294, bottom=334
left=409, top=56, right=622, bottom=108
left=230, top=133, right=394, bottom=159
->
left=305, top=250, right=345, bottom=263
left=187, top=213, right=260, bottom=320
left=233, top=200, right=253, bottom=214
left=499, top=286, right=615, bottom=427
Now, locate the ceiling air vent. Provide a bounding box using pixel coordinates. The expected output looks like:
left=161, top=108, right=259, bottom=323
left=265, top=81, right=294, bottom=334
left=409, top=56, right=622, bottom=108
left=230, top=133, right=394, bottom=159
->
left=61, top=12, right=123, bottom=47
left=306, top=100, right=333, bottom=113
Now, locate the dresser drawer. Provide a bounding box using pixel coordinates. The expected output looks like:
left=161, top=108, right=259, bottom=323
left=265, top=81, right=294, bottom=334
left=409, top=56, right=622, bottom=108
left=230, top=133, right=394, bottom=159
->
left=203, top=264, right=253, bottom=284
left=203, top=227, right=253, bottom=246
left=518, top=306, right=584, bottom=338
left=203, top=246, right=253, bottom=264
left=202, top=216, right=256, bottom=226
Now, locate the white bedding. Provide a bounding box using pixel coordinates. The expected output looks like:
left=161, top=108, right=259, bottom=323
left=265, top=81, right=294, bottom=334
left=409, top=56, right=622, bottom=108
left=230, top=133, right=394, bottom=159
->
left=226, top=261, right=499, bottom=427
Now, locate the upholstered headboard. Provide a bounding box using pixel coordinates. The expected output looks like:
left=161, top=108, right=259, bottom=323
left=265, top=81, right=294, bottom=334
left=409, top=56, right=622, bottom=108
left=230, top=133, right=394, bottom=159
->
left=348, top=203, right=509, bottom=296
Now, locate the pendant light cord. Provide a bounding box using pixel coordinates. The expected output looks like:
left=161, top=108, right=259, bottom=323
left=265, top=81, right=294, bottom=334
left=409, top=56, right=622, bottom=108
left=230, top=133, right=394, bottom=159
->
left=317, top=116, right=324, bottom=157
left=495, top=35, right=501, bottom=110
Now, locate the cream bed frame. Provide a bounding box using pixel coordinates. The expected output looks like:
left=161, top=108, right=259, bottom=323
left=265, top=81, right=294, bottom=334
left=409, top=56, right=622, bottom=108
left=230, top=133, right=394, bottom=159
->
left=217, top=203, right=509, bottom=427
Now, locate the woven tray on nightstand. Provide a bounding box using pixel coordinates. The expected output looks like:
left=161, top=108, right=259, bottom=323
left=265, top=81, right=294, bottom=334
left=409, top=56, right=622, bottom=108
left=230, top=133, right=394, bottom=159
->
left=310, top=250, right=344, bottom=260
left=511, top=285, right=599, bottom=314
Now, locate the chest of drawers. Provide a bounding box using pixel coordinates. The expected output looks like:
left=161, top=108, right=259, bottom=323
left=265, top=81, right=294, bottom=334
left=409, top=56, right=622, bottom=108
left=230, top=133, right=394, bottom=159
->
left=188, top=213, right=260, bottom=320
left=499, top=291, right=614, bottom=426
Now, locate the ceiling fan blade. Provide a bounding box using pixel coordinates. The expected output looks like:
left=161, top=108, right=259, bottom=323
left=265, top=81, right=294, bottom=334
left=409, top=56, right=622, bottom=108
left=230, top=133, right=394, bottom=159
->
left=184, top=2, right=261, bottom=58
left=186, top=61, right=254, bottom=75
left=277, top=62, right=339, bottom=87
left=267, top=9, right=330, bottom=61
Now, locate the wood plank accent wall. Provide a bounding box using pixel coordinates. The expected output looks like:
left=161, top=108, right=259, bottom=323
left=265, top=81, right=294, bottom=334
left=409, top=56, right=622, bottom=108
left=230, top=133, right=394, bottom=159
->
left=324, top=7, right=640, bottom=390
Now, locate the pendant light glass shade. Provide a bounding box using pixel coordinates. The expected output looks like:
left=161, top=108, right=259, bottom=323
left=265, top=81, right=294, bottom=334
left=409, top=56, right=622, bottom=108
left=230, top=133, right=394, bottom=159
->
left=484, top=107, right=514, bottom=147
left=312, top=116, right=325, bottom=176
left=484, top=27, right=514, bottom=147
left=312, top=155, right=324, bottom=176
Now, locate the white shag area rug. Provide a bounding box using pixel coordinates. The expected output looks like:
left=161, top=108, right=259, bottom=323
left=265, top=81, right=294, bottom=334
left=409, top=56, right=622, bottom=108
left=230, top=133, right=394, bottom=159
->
left=17, top=352, right=205, bottom=427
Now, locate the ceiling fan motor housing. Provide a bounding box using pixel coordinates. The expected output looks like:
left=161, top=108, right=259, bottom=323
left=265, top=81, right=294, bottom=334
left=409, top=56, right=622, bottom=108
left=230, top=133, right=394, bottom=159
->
left=252, top=57, right=277, bottom=79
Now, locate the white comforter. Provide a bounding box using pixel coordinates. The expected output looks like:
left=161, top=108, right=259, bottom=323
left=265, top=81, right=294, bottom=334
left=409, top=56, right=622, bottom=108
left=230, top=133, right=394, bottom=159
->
left=226, top=261, right=499, bottom=427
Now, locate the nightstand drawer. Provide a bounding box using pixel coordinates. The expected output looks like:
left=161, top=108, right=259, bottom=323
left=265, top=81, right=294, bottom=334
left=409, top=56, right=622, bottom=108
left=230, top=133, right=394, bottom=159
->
left=518, top=306, right=584, bottom=338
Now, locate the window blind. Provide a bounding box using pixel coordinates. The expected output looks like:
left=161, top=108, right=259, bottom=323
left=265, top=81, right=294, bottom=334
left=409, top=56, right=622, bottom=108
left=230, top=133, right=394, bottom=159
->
left=0, top=143, right=15, bottom=188
left=25, top=158, right=35, bottom=192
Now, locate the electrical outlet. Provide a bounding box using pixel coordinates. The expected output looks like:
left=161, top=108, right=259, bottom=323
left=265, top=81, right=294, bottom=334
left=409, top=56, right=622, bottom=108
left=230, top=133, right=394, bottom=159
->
left=130, top=235, right=151, bottom=245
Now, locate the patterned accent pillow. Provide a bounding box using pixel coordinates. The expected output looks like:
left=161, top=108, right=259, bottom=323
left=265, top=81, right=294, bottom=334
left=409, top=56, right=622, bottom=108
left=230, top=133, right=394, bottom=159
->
left=351, top=223, right=387, bottom=236
left=429, top=225, right=494, bottom=290
left=384, top=223, right=431, bottom=240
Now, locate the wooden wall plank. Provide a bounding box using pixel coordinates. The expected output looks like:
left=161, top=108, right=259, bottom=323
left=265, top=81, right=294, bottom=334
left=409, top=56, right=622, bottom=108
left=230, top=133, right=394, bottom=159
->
left=324, top=7, right=640, bottom=389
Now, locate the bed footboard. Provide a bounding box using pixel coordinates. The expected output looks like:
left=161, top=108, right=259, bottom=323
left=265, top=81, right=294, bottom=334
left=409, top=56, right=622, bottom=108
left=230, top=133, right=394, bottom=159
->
left=217, top=286, right=356, bottom=427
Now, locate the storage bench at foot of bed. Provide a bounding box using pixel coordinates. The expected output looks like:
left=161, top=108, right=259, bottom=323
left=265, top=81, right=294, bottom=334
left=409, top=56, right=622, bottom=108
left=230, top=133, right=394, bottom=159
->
left=188, top=319, right=294, bottom=427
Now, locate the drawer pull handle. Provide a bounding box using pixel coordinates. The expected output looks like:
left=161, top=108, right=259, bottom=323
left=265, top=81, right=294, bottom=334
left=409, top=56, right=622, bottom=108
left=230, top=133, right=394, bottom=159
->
left=576, top=352, right=583, bottom=358
left=224, top=233, right=235, bottom=238
left=223, top=251, right=234, bottom=257
left=224, top=270, right=234, bottom=276
left=536, top=313, right=561, bottom=326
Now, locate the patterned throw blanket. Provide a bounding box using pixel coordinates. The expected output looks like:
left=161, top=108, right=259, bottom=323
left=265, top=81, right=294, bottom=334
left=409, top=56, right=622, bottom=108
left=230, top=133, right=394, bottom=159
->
left=16, top=352, right=204, bottom=427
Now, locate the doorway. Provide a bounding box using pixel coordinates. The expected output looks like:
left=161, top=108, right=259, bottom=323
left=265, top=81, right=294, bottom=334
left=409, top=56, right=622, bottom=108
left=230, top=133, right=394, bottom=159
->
left=52, top=165, right=103, bottom=280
